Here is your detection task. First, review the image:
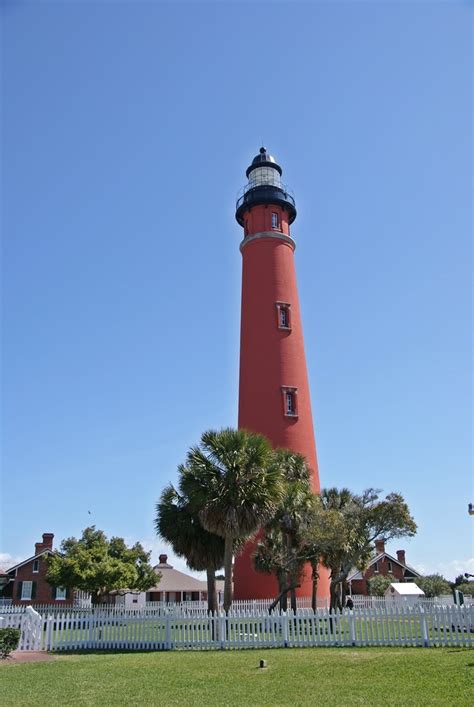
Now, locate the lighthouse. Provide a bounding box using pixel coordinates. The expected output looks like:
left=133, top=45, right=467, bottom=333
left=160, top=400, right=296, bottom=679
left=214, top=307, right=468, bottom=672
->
left=233, top=147, right=329, bottom=600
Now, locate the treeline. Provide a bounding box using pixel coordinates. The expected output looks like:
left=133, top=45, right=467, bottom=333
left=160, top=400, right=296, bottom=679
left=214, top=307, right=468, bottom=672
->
left=156, top=428, right=417, bottom=612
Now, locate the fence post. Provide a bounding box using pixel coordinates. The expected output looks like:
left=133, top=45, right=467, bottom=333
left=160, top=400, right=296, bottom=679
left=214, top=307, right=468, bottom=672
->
left=88, top=615, right=94, bottom=649
left=165, top=614, right=172, bottom=650
left=45, top=616, right=53, bottom=651
left=420, top=607, right=429, bottom=647
left=282, top=612, right=289, bottom=648
left=220, top=613, right=227, bottom=649
left=349, top=610, right=357, bottom=647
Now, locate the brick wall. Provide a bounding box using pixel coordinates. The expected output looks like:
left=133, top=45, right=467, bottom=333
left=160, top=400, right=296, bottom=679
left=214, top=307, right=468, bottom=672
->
left=11, top=554, right=73, bottom=606
left=351, top=557, right=407, bottom=595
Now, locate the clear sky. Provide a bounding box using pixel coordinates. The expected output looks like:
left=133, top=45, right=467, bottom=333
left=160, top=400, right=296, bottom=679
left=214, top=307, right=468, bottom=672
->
left=1, top=1, right=472, bottom=582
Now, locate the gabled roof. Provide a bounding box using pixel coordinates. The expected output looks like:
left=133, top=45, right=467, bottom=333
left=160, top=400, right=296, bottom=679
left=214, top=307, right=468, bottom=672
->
left=385, top=582, right=424, bottom=596
left=6, top=549, right=57, bottom=574
left=149, top=562, right=208, bottom=592
left=347, top=551, right=421, bottom=582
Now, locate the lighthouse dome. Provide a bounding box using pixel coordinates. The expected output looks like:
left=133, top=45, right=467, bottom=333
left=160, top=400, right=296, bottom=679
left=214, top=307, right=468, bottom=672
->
left=246, top=147, right=283, bottom=177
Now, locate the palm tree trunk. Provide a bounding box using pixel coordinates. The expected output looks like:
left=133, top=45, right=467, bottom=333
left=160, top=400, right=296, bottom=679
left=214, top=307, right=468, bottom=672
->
left=223, top=534, right=233, bottom=613
left=206, top=568, right=217, bottom=614
left=341, top=577, right=348, bottom=608
left=290, top=586, right=297, bottom=613
left=277, top=570, right=287, bottom=611
left=268, top=582, right=301, bottom=612
left=311, top=561, right=318, bottom=612
left=329, top=579, right=339, bottom=613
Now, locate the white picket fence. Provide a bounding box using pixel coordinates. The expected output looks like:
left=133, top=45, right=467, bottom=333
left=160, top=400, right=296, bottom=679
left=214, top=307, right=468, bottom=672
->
left=0, top=598, right=328, bottom=616
left=2, top=605, right=472, bottom=652
left=2, top=594, right=469, bottom=618
left=351, top=595, right=473, bottom=608
left=0, top=606, right=43, bottom=650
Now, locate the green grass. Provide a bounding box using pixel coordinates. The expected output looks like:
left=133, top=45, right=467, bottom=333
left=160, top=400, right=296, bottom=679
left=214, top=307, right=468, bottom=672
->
left=1, top=648, right=472, bottom=706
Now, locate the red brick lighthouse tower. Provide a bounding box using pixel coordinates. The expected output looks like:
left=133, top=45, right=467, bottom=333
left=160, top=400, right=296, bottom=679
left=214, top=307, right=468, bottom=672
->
left=233, top=147, right=329, bottom=600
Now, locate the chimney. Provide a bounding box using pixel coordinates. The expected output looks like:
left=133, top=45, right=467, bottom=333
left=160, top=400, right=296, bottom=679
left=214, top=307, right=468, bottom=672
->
left=35, top=533, right=54, bottom=555
left=397, top=550, right=406, bottom=565
left=375, top=539, right=385, bottom=555
left=158, top=554, right=168, bottom=565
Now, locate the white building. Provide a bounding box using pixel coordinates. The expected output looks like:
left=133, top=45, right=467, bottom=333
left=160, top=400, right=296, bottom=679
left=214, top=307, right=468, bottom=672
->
left=385, top=582, right=425, bottom=606
left=115, top=554, right=224, bottom=607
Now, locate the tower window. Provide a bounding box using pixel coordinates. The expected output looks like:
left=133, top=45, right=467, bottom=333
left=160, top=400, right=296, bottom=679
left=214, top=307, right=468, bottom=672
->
left=276, top=302, right=291, bottom=330
left=286, top=392, right=295, bottom=415
left=271, top=212, right=280, bottom=230
left=281, top=387, right=298, bottom=417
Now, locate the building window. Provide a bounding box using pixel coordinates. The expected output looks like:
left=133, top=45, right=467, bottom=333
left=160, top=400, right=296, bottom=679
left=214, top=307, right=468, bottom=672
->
left=32, top=559, right=39, bottom=573
left=373, top=562, right=379, bottom=574
left=55, top=587, right=67, bottom=601
left=271, top=212, right=280, bottom=230
left=21, top=581, right=33, bottom=600
left=388, top=561, right=393, bottom=572
left=282, top=387, right=298, bottom=417
left=276, top=302, right=291, bottom=330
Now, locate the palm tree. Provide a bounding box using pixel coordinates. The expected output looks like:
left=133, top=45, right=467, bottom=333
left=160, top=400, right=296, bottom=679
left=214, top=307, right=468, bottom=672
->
left=155, top=483, right=225, bottom=613
left=319, top=487, right=360, bottom=611
left=181, top=428, right=283, bottom=612
left=254, top=450, right=315, bottom=611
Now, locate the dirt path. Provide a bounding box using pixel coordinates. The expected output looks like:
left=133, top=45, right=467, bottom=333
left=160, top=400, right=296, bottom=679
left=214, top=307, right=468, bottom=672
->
left=1, top=651, right=58, bottom=664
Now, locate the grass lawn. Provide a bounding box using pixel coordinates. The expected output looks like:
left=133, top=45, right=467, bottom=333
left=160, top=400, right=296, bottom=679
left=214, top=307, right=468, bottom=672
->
left=1, top=648, right=472, bottom=706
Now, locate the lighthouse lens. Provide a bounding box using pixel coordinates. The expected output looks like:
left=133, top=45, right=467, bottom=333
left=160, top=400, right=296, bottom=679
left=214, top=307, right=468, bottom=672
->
left=247, top=166, right=281, bottom=190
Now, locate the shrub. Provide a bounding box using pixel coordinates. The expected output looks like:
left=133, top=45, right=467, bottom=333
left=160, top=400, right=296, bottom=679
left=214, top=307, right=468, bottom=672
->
left=0, top=628, right=21, bottom=659
left=416, top=574, right=451, bottom=598
left=367, top=573, right=396, bottom=596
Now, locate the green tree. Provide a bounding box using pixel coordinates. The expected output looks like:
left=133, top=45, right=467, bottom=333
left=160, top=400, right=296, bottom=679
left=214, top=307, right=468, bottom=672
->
left=155, top=483, right=224, bottom=612
left=181, top=428, right=283, bottom=612
left=453, top=574, right=466, bottom=587
left=416, top=574, right=451, bottom=598
left=317, top=489, right=358, bottom=611
left=309, top=488, right=417, bottom=611
left=455, top=582, right=474, bottom=596
left=367, top=573, right=396, bottom=596
left=254, top=450, right=316, bottom=611
left=46, top=527, right=157, bottom=604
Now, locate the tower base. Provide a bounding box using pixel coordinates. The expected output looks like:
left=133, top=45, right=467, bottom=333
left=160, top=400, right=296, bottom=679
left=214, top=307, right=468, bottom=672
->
left=233, top=538, right=330, bottom=603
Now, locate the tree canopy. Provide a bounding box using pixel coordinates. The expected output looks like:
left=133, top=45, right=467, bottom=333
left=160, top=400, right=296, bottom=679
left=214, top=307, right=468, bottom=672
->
left=180, top=428, right=283, bottom=611
left=155, top=483, right=224, bottom=612
left=416, top=574, right=451, bottom=598
left=306, top=487, right=417, bottom=610
left=454, top=582, right=474, bottom=597
left=254, top=450, right=316, bottom=611
left=46, top=527, right=158, bottom=604
left=367, top=573, right=397, bottom=596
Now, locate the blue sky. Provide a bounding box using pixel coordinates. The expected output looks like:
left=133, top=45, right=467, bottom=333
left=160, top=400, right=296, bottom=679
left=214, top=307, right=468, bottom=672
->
left=1, top=1, right=472, bottom=581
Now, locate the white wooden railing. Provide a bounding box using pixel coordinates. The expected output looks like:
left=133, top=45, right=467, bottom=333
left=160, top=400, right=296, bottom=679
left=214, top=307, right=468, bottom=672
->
left=350, top=594, right=473, bottom=608
left=0, top=606, right=43, bottom=650
left=2, top=594, right=470, bottom=617
left=2, top=605, right=472, bottom=651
